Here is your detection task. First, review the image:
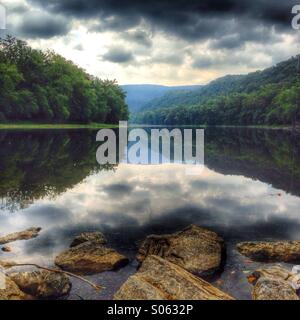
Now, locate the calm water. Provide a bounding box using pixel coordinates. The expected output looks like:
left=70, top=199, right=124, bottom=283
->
left=0, top=127, right=300, bottom=300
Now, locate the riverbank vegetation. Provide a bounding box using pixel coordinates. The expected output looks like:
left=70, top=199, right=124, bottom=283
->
left=0, top=36, right=129, bottom=124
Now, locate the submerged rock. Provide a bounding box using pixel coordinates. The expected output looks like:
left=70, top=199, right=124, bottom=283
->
left=55, top=241, right=128, bottom=275
left=0, top=228, right=42, bottom=245
left=9, top=271, right=71, bottom=299
left=1, top=246, right=12, bottom=252
left=70, top=232, right=107, bottom=247
left=249, top=266, right=300, bottom=300
left=137, top=225, right=225, bottom=277
left=0, top=275, right=27, bottom=300
left=237, top=241, right=300, bottom=263
left=114, top=255, right=234, bottom=300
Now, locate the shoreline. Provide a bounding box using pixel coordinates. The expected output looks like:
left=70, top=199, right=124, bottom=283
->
left=0, top=123, right=299, bottom=132
left=130, top=123, right=300, bottom=131
left=0, top=123, right=119, bottom=130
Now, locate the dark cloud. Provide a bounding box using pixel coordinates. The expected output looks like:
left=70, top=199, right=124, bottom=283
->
left=90, top=15, right=141, bottom=33
left=101, top=46, right=134, bottom=63
left=8, top=3, right=29, bottom=14
left=123, top=30, right=152, bottom=47
left=102, top=183, right=134, bottom=196
left=28, top=0, right=296, bottom=45
left=192, top=51, right=269, bottom=70
left=14, top=11, right=71, bottom=39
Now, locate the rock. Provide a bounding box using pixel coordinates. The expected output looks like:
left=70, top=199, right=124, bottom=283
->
left=70, top=232, right=106, bottom=247
left=9, top=271, right=71, bottom=299
left=55, top=241, right=128, bottom=275
left=252, top=278, right=299, bottom=300
left=1, top=246, right=12, bottom=252
left=0, top=260, right=17, bottom=269
left=137, top=225, right=225, bottom=277
left=0, top=228, right=42, bottom=245
left=0, top=275, right=27, bottom=300
left=237, top=241, right=300, bottom=263
left=250, top=266, right=300, bottom=291
left=114, top=255, right=234, bottom=300
left=249, top=266, right=300, bottom=300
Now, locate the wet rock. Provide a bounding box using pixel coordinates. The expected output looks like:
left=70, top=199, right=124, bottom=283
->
left=55, top=241, right=128, bottom=275
left=250, top=266, right=300, bottom=290
left=114, top=255, right=234, bottom=300
left=1, top=246, right=12, bottom=252
left=70, top=232, right=106, bottom=247
left=237, top=241, right=300, bottom=263
left=0, top=260, right=17, bottom=268
left=9, top=271, right=72, bottom=299
left=0, top=228, right=42, bottom=245
left=253, top=278, right=299, bottom=300
left=0, top=275, right=27, bottom=300
left=137, top=225, right=225, bottom=277
left=249, top=266, right=300, bottom=300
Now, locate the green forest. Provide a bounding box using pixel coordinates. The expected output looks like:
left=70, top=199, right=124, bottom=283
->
left=132, top=56, right=300, bottom=126
left=0, top=36, right=129, bottom=124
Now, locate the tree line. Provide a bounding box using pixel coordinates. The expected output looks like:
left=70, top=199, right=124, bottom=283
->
left=0, top=36, right=129, bottom=123
left=133, top=56, right=300, bottom=126
left=132, top=81, right=300, bottom=126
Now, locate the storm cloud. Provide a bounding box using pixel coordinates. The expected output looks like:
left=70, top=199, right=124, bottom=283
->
left=12, top=10, right=71, bottom=39
left=2, top=0, right=298, bottom=84
left=101, top=46, right=134, bottom=63
left=28, top=0, right=296, bottom=43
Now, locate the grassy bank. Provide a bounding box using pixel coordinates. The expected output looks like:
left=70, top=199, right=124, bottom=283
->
left=0, top=123, right=119, bottom=130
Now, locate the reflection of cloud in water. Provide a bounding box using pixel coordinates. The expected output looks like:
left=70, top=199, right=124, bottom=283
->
left=1, top=164, right=300, bottom=263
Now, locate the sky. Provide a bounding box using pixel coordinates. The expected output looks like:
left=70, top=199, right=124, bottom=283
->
left=1, top=0, right=300, bottom=85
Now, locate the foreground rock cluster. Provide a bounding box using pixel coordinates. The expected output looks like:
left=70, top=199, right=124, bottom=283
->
left=115, top=255, right=234, bottom=300
left=237, top=241, right=300, bottom=263
left=137, top=225, right=225, bottom=277
left=248, top=266, right=300, bottom=300
left=1, top=226, right=300, bottom=300
left=55, top=241, right=128, bottom=275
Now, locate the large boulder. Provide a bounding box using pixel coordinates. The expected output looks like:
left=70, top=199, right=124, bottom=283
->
left=55, top=241, right=128, bottom=275
left=137, top=225, right=225, bottom=277
left=237, top=241, right=300, bottom=262
left=0, top=275, right=27, bottom=300
left=114, top=255, right=234, bottom=300
left=9, top=271, right=72, bottom=299
left=249, top=266, right=300, bottom=300
left=70, top=232, right=107, bottom=247
left=0, top=228, right=41, bottom=245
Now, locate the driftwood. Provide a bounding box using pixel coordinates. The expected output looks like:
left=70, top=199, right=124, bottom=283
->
left=0, top=263, right=102, bottom=291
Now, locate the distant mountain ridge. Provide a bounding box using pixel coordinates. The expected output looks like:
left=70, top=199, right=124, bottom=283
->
left=141, top=56, right=299, bottom=112
left=131, top=55, right=300, bottom=126
left=121, top=84, right=202, bottom=112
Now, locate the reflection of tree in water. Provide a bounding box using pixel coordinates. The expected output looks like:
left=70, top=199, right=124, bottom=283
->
left=0, top=130, right=116, bottom=212
left=205, top=128, right=300, bottom=197
left=0, top=127, right=300, bottom=212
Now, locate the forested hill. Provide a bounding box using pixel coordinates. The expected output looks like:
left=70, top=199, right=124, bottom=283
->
left=121, top=84, right=201, bottom=112
left=133, top=55, right=300, bottom=126
left=0, top=36, right=129, bottom=124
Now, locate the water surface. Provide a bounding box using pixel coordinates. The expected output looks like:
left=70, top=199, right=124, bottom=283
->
left=0, top=127, right=300, bottom=300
